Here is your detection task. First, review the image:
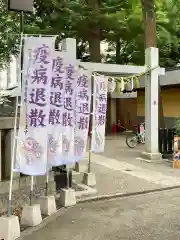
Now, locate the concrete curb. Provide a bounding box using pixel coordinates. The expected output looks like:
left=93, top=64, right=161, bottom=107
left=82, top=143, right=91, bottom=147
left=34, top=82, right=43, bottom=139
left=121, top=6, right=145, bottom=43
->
left=18, top=184, right=180, bottom=239
left=77, top=185, right=180, bottom=203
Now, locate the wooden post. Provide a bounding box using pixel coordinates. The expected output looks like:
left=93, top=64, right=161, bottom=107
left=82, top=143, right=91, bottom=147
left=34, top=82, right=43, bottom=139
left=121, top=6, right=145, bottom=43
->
left=109, top=97, right=116, bottom=132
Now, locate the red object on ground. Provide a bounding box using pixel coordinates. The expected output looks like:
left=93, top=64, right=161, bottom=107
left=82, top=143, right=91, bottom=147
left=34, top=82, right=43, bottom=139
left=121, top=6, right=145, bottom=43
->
left=112, top=122, right=116, bottom=134
left=117, top=120, right=121, bottom=132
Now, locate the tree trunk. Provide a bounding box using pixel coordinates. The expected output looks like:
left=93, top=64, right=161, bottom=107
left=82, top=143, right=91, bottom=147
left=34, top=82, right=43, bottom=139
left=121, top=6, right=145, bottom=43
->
left=88, top=28, right=101, bottom=62
left=141, top=0, right=165, bottom=129
left=115, top=39, right=121, bottom=64
left=141, top=0, right=157, bottom=47
left=87, top=0, right=101, bottom=62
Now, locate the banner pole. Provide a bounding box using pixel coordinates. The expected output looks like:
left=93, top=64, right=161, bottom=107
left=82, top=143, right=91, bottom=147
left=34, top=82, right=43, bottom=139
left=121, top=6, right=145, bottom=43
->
left=8, top=96, right=19, bottom=217
left=66, top=165, right=69, bottom=189
left=7, top=33, right=23, bottom=217
left=30, top=176, right=34, bottom=205
left=88, top=128, right=92, bottom=173
left=45, top=143, right=49, bottom=196
left=88, top=77, right=94, bottom=173
left=45, top=171, right=49, bottom=196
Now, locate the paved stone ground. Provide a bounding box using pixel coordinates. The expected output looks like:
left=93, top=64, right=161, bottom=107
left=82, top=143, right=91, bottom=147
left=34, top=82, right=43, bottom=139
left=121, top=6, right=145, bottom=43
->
left=100, top=135, right=172, bottom=170
left=75, top=162, right=164, bottom=202
left=72, top=135, right=180, bottom=201
left=24, top=188, right=180, bottom=240
left=87, top=135, right=180, bottom=180
left=20, top=136, right=180, bottom=239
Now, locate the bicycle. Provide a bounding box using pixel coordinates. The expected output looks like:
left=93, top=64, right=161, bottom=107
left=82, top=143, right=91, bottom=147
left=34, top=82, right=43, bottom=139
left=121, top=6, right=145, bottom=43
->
left=126, top=123, right=145, bottom=148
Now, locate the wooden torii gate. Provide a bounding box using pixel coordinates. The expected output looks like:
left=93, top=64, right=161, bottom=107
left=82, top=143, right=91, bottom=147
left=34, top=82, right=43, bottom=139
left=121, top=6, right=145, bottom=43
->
left=62, top=38, right=165, bottom=162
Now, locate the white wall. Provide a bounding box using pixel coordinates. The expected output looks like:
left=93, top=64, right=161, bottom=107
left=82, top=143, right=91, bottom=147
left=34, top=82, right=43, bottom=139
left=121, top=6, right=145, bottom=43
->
left=0, top=55, right=18, bottom=90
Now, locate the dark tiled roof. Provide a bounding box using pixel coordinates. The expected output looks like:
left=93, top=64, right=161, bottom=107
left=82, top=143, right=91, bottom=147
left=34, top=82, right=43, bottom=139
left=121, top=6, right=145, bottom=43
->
left=139, top=68, right=180, bottom=89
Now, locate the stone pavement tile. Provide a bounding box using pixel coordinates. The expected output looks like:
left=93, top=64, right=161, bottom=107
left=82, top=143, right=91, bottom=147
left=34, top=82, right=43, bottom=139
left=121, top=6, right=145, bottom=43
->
left=88, top=136, right=180, bottom=180
left=76, top=136, right=180, bottom=200
left=23, top=188, right=180, bottom=240
left=91, top=154, right=180, bottom=186
left=74, top=162, right=163, bottom=202
left=91, top=163, right=163, bottom=196
left=79, top=151, right=180, bottom=188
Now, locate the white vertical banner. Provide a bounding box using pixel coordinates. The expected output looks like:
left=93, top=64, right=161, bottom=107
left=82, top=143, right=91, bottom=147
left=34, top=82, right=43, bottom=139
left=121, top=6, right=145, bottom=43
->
left=91, top=75, right=108, bottom=152
left=15, top=37, right=55, bottom=175
left=47, top=51, right=67, bottom=167
left=74, top=69, right=91, bottom=162
left=61, top=57, right=78, bottom=165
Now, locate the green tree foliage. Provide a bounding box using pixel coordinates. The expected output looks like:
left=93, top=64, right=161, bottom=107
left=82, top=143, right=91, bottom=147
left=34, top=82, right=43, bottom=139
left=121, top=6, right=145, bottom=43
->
left=33, top=0, right=130, bottom=61
left=0, top=0, right=20, bottom=68
left=1, top=0, right=180, bottom=67
left=156, top=0, right=180, bottom=67
left=175, top=117, right=180, bottom=136
left=106, top=0, right=180, bottom=67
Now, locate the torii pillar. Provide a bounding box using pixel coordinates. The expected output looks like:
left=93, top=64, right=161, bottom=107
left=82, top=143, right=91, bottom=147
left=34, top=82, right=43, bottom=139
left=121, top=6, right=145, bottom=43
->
left=141, top=47, right=163, bottom=162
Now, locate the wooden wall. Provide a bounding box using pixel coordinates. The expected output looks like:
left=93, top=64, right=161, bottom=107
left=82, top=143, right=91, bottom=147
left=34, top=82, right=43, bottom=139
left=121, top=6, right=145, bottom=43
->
left=137, top=87, right=180, bottom=118
left=116, top=98, right=137, bottom=130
